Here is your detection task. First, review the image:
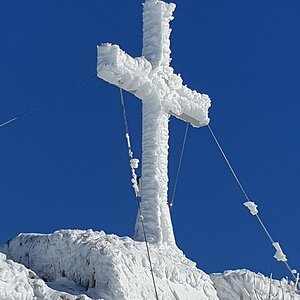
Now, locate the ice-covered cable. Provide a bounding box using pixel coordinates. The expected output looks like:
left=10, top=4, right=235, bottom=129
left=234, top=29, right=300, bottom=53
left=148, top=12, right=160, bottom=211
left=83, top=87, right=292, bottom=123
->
left=0, top=117, right=18, bottom=128
left=136, top=198, right=159, bottom=300
left=207, top=124, right=250, bottom=201
left=243, top=201, right=258, bottom=215
left=207, top=124, right=296, bottom=281
left=119, top=87, right=159, bottom=300
left=0, top=74, right=96, bottom=129
left=119, top=88, right=140, bottom=196
left=169, top=123, right=189, bottom=209
left=255, top=214, right=275, bottom=244
left=119, top=88, right=131, bottom=147
left=273, top=242, right=287, bottom=262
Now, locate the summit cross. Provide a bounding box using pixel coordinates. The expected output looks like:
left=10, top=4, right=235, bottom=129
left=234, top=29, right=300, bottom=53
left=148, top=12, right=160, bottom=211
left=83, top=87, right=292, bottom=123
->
left=97, top=0, right=211, bottom=246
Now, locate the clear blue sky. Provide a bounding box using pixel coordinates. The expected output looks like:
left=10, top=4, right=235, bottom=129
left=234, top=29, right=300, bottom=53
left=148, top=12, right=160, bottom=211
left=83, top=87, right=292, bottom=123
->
left=1, top=0, right=299, bottom=280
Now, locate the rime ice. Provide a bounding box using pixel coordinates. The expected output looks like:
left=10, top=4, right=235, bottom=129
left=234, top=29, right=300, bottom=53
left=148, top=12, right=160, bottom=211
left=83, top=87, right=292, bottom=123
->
left=1, top=230, right=218, bottom=300
left=97, top=0, right=210, bottom=246
left=2, top=230, right=299, bottom=300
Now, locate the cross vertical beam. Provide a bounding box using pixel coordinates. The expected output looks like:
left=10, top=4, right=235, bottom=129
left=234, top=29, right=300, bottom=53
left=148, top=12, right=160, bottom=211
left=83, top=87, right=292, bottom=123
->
left=134, top=100, right=174, bottom=244
left=142, top=0, right=176, bottom=67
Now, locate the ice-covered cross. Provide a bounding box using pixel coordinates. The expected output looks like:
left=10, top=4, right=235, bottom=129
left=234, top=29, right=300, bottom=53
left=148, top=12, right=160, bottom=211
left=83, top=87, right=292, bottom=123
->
left=97, top=0, right=211, bottom=246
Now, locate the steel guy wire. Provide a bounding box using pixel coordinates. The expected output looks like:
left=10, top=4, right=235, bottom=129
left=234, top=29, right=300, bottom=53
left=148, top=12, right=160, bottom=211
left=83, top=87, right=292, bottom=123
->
left=0, top=74, right=97, bottom=129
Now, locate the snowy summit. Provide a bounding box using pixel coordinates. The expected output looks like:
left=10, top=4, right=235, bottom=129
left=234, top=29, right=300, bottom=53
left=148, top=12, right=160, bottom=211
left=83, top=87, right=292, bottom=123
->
left=1, top=230, right=299, bottom=300
left=0, top=0, right=298, bottom=299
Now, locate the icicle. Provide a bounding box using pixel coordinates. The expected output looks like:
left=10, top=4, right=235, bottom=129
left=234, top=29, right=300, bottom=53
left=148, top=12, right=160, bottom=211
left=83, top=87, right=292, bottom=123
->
left=272, top=242, right=287, bottom=262
left=243, top=201, right=258, bottom=215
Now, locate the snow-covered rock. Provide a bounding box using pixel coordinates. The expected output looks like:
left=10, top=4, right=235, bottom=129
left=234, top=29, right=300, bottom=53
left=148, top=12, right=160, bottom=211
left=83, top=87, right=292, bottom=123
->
left=1, top=230, right=299, bottom=299
left=211, top=269, right=300, bottom=300
left=0, top=250, right=91, bottom=300
left=1, top=229, right=218, bottom=300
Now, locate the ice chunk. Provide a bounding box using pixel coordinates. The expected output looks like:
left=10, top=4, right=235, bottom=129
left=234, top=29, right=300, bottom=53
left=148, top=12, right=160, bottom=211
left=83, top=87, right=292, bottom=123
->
left=243, top=201, right=258, bottom=215
left=273, top=242, right=287, bottom=262
left=130, top=158, right=139, bottom=169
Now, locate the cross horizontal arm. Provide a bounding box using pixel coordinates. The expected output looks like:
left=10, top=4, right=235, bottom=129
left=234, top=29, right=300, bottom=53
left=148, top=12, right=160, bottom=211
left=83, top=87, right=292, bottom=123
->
left=97, top=44, right=153, bottom=99
left=167, top=81, right=211, bottom=127
left=97, top=44, right=211, bottom=128
left=148, top=67, right=211, bottom=127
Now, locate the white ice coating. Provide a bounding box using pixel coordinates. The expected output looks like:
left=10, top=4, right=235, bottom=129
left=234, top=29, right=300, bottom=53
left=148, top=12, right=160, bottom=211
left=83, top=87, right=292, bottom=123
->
left=244, top=201, right=259, bottom=215
left=273, top=242, right=288, bottom=262
left=0, top=250, right=90, bottom=300
left=142, top=0, right=176, bottom=66
left=0, top=230, right=218, bottom=300
left=97, top=0, right=211, bottom=246
left=97, top=44, right=210, bottom=127
left=2, top=231, right=299, bottom=300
